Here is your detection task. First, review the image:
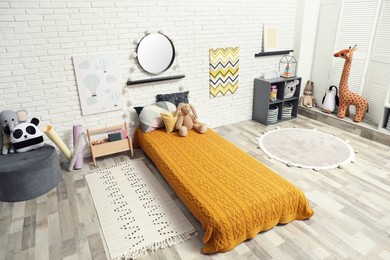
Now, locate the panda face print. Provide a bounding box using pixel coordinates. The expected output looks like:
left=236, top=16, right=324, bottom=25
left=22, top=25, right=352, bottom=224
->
left=10, top=118, right=44, bottom=153
left=13, top=125, right=37, bottom=139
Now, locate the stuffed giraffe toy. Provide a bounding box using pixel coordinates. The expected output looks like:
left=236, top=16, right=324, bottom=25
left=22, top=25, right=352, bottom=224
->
left=333, top=45, right=368, bottom=122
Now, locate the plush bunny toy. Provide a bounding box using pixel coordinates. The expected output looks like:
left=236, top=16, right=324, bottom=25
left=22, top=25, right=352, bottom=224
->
left=175, top=103, right=207, bottom=137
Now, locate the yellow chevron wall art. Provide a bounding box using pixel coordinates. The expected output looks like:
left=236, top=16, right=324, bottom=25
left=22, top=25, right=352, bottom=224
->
left=209, top=47, right=239, bottom=97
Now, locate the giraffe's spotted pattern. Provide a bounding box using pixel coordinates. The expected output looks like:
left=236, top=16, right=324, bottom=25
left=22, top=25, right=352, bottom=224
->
left=334, top=46, right=368, bottom=123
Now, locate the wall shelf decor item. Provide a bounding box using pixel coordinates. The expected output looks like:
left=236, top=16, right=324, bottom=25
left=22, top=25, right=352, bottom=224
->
left=209, top=47, right=239, bottom=97
left=128, top=31, right=184, bottom=85
left=126, top=74, right=185, bottom=85
left=263, top=24, right=280, bottom=52
left=279, top=55, right=297, bottom=78
left=73, top=52, right=123, bottom=116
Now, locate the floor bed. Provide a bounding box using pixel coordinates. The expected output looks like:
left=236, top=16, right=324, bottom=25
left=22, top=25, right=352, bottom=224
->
left=135, top=128, right=314, bottom=253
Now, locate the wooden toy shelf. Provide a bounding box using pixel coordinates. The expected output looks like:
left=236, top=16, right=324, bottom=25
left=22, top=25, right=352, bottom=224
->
left=87, top=123, right=134, bottom=166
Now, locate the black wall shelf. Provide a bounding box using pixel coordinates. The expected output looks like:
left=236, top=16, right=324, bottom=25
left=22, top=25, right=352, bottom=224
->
left=254, top=50, right=293, bottom=57
left=126, top=74, right=185, bottom=85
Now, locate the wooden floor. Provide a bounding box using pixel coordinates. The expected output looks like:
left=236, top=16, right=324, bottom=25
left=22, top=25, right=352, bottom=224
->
left=1, top=116, right=389, bottom=260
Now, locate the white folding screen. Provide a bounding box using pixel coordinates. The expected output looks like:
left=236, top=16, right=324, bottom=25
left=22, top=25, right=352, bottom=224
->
left=311, top=0, right=388, bottom=125
left=363, top=0, right=390, bottom=124
left=329, top=0, right=379, bottom=95
left=310, top=0, right=341, bottom=105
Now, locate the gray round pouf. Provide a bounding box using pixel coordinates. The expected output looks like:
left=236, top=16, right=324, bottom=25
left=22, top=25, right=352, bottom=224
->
left=0, top=144, right=61, bottom=202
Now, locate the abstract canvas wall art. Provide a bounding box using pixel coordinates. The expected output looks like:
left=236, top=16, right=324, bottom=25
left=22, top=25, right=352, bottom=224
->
left=209, top=47, right=239, bottom=97
left=73, top=52, right=123, bottom=115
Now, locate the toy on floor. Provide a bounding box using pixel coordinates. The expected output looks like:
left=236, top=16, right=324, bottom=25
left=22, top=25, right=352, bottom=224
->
left=0, top=109, right=28, bottom=155
left=333, top=45, right=368, bottom=122
left=175, top=103, right=207, bottom=137
left=299, top=80, right=316, bottom=108
left=322, top=85, right=339, bottom=113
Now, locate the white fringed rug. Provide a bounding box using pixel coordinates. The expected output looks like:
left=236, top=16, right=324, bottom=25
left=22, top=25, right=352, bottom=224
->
left=85, top=159, right=195, bottom=259
left=257, top=128, right=355, bottom=170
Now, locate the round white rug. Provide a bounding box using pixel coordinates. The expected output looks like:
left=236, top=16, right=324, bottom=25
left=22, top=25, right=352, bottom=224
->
left=257, top=128, right=355, bottom=170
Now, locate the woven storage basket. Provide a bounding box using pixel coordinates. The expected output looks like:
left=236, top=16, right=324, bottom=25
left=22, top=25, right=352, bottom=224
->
left=267, top=105, right=279, bottom=124
left=282, top=102, right=293, bottom=119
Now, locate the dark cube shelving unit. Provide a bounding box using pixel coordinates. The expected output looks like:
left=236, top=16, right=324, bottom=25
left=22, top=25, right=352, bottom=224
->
left=252, top=76, right=301, bottom=125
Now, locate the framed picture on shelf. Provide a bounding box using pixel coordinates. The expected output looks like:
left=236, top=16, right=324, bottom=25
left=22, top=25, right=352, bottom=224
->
left=263, top=24, right=280, bottom=52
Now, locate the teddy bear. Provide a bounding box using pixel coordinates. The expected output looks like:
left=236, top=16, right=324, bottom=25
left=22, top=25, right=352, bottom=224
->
left=175, top=103, right=207, bottom=137
left=299, top=80, right=316, bottom=108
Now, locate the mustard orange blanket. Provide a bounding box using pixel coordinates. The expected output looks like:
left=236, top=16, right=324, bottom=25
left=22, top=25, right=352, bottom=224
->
left=136, top=128, right=314, bottom=253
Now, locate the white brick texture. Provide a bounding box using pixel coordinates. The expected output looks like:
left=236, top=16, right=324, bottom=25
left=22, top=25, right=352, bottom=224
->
left=0, top=0, right=297, bottom=160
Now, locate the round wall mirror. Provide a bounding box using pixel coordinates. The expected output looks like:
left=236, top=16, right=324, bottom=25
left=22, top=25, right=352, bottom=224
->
left=136, top=33, right=175, bottom=75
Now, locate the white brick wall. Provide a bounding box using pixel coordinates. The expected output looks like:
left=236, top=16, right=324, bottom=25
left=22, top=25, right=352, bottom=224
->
left=0, top=0, right=297, bottom=160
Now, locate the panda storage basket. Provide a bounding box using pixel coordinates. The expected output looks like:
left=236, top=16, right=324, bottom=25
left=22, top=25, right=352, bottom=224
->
left=0, top=144, right=61, bottom=202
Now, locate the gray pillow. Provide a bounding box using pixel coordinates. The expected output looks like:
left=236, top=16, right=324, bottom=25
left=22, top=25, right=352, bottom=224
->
left=135, top=101, right=176, bottom=132
left=156, top=91, right=189, bottom=106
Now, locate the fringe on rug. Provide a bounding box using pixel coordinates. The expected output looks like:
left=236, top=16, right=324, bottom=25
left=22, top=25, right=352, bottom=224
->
left=112, top=229, right=196, bottom=260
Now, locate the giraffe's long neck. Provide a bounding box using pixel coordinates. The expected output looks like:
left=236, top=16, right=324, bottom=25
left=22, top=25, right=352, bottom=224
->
left=339, top=58, right=352, bottom=94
